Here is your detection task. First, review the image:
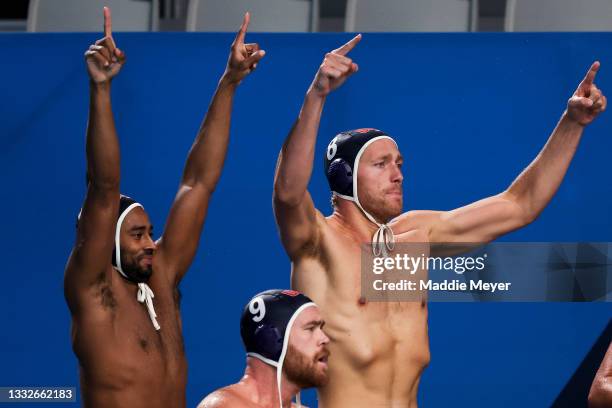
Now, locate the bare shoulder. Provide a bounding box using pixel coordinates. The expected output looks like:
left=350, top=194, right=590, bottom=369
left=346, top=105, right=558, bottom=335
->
left=198, top=386, right=251, bottom=408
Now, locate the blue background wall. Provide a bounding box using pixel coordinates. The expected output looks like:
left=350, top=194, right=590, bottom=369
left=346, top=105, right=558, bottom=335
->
left=0, top=32, right=610, bottom=407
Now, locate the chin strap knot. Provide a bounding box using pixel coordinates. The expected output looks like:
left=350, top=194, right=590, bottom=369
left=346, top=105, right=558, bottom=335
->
left=137, top=283, right=160, bottom=331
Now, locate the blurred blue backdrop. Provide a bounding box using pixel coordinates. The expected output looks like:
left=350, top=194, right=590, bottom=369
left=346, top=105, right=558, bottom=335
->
left=0, top=32, right=610, bottom=407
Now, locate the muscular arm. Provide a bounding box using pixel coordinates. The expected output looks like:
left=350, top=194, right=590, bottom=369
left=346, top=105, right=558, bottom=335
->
left=273, top=91, right=326, bottom=259
left=273, top=35, right=361, bottom=260
left=156, top=78, right=236, bottom=281
left=589, top=341, right=612, bottom=408
left=64, top=9, right=125, bottom=312
left=396, top=62, right=607, bottom=244
left=156, top=13, right=265, bottom=283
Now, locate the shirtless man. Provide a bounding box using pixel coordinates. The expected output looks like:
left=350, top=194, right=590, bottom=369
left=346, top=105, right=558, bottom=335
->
left=272, top=34, right=606, bottom=407
left=199, top=290, right=329, bottom=408
left=64, top=8, right=264, bottom=407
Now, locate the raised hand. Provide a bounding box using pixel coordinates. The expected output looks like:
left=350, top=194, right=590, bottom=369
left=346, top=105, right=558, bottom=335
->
left=567, top=61, right=607, bottom=126
left=223, top=12, right=266, bottom=85
left=310, top=34, right=361, bottom=97
left=84, top=7, right=126, bottom=84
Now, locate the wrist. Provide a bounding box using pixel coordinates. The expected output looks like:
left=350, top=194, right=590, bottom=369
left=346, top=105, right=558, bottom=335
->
left=305, top=87, right=327, bottom=102
left=219, top=72, right=240, bottom=89
left=89, top=80, right=111, bottom=92
left=562, top=109, right=587, bottom=128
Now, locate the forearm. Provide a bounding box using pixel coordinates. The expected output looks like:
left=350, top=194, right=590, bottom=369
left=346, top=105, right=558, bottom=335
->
left=274, top=90, right=326, bottom=204
left=86, top=82, right=120, bottom=189
left=506, top=111, right=584, bottom=220
left=181, top=75, right=237, bottom=190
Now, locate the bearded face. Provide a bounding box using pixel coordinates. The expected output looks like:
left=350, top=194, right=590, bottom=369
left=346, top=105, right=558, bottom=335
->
left=118, top=207, right=156, bottom=282
left=284, top=343, right=329, bottom=388
left=283, top=307, right=330, bottom=388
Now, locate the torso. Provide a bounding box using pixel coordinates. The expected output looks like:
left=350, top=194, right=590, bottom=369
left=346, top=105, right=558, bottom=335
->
left=70, top=262, right=187, bottom=408
left=292, top=213, right=430, bottom=408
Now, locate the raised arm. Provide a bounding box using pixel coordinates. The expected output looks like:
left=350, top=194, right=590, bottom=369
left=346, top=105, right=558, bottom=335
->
left=396, top=62, right=607, bottom=244
left=65, top=7, right=126, bottom=309
left=156, top=13, right=265, bottom=283
left=273, top=35, right=361, bottom=260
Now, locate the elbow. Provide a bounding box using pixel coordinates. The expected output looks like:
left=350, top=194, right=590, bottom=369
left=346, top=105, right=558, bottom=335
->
left=273, top=173, right=303, bottom=207
left=182, top=173, right=219, bottom=195
left=500, top=190, right=539, bottom=227
left=520, top=206, right=539, bottom=226
left=273, top=183, right=304, bottom=208
left=86, top=168, right=119, bottom=191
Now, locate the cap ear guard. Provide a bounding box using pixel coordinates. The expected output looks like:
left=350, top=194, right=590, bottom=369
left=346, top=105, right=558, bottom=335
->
left=252, top=324, right=283, bottom=362
left=327, top=158, right=353, bottom=197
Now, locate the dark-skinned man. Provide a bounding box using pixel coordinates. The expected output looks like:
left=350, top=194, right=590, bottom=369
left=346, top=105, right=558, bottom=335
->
left=64, top=8, right=264, bottom=408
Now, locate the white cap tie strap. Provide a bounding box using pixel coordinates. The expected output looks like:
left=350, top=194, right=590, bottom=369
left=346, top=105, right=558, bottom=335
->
left=113, top=201, right=161, bottom=331
left=137, top=283, right=160, bottom=331
left=372, top=223, right=395, bottom=257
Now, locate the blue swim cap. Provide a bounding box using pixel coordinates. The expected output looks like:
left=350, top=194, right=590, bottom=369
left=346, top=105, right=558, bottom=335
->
left=240, top=289, right=316, bottom=365
left=240, top=289, right=317, bottom=408
left=323, top=128, right=398, bottom=256
left=323, top=128, right=396, bottom=200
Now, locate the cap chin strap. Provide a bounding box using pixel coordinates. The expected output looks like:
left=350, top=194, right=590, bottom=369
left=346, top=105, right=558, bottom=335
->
left=333, top=192, right=395, bottom=257
left=114, top=202, right=160, bottom=331
left=275, top=303, right=315, bottom=408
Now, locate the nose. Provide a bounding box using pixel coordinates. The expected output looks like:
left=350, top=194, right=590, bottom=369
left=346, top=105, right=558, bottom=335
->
left=391, top=163, right=403, bottom=184
left=144, top=234, right=157, bottom=252
left=319, top=329, right=330, bottom=346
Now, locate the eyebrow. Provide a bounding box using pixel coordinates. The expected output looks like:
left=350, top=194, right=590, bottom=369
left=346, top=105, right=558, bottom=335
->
left=304, top=319, right=325, bottom=328
left=374, top=153, right=403, bottom=162
left=129, top=225, right=154, bottom=232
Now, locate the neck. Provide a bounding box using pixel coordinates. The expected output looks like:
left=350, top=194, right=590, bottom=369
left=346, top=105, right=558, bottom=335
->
left=331, top=198, right=383, bottom=240
left=242, top=357, right=300, bottom=408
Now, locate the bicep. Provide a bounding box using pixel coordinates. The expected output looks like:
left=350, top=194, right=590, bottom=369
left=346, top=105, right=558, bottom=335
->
left=273, top=190, right=320, bottom=261
left=429, top=193, right=528, bottom=243
left=156, top=183, right=212, bottom=281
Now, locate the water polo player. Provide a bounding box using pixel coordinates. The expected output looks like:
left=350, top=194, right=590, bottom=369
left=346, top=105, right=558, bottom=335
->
left=272, top=34, right=606, bottom=407
left=63, top=8, right=265, bottom=408
left=198, top=290, right=329, bottom=408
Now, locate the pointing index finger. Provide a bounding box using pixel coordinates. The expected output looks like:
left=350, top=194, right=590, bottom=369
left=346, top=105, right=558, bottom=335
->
left=333, top=34, right=362, bottom=56
left=103, top=6, right=112, bottom=37
left=581, top=61, right=600, bottom=88
left=234, top=12, right=250, bottom=45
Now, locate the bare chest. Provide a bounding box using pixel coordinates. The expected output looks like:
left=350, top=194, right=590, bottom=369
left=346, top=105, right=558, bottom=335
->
left=73, top=280, right=186, bottom=388
left=294, top=225, right=430, bottom=366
